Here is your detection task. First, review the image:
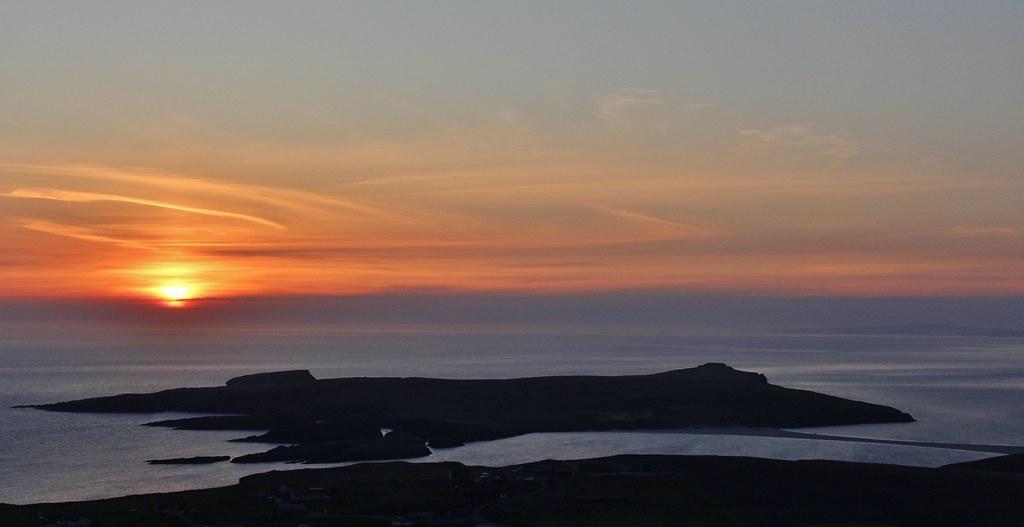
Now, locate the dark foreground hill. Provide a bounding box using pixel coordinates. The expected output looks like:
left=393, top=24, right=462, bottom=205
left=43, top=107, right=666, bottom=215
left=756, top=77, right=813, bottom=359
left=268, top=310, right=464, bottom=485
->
left=943, top=453, right=1024, bottom=474
left=27, top=363, right=913, bottom=463
left=3, top=454, right=1024, bottom=526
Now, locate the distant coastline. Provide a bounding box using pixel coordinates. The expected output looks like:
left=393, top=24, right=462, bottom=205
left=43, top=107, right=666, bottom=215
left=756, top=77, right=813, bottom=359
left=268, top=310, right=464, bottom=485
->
left=791, top=324, right=1024, bottom=337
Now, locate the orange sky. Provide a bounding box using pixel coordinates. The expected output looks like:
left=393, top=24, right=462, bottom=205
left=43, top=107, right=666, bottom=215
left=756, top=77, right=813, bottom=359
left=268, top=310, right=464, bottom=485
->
left=2, top=152, right=1021, bottom=304
left=1, top=4, right=1022, bottom=304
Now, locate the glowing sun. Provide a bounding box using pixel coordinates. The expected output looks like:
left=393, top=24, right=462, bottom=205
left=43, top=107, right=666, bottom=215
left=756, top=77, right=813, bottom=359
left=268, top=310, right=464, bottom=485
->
left=155, top=283, right=197, bottom=307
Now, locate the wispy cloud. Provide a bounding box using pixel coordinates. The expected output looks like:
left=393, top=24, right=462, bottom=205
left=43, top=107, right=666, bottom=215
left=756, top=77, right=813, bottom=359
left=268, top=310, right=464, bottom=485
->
left=868, top=225, right=1022, bottom=247
left=337, top=171, right=486, bottom=189
left=4, top=188, right=286, bottom=230
left=740, top=123, right=859, bottom=160
left=683, top=102, right=716, bottom=111
left=596, top=89, right=713, bottom=123
left=585, top=202, right=716, bottom=238
left=0, top=163, right=392, bottom=220
left=14, top=219, right=155, bottom=250
left=949, top=226, right=1018, bottom=238
left=597, top=88, right=664, bottom=121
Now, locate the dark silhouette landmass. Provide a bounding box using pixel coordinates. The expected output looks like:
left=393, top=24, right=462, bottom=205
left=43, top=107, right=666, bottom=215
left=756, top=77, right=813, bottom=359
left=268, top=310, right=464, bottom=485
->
left=943, top=453, right=1024, bottom=474
left=28, top=363, right=913, bottom=464
left=793, top=323, right=1024, bottom=337
left=147, top=456, right=230, bottom=465
left=4, top=454, right=1024, bottom=526
left=225, top=369, right=317, bottom=388
left=232, top=431, right=432, bottom=464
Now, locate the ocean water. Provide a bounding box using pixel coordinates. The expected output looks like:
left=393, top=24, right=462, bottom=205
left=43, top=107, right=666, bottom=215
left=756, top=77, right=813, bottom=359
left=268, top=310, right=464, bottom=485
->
left=2, top=326, right=1023, bottom=505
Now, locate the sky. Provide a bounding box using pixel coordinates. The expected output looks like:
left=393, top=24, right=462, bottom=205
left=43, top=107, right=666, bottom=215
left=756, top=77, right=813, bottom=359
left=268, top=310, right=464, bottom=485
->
left=1, top=2, right=1023, bottom=307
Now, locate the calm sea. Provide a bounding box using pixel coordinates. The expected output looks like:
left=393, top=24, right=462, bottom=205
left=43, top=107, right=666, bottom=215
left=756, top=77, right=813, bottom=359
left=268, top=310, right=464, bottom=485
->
left=2, top=326, right=1023, bottom=504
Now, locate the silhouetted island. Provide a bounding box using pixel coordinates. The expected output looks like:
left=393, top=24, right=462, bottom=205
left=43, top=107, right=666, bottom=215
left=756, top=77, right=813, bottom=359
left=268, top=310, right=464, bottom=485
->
left=28, top=363, right=913, bottom=464
left=4, top=454, right=1024, bottom=526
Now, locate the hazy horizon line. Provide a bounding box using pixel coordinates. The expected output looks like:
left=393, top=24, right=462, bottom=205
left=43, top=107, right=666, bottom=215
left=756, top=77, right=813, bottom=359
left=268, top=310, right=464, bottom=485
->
left=3, top=293, right=1022, bottom=333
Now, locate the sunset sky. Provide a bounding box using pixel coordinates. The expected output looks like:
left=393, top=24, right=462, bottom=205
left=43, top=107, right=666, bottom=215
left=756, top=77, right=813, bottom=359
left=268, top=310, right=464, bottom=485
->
left=2, top=2, right=1022, bottom=305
